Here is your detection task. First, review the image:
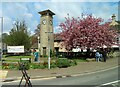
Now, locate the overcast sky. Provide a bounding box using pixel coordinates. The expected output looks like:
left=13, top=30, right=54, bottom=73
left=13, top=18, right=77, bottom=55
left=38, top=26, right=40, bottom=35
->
left=0, top=0, right=119, bottom=35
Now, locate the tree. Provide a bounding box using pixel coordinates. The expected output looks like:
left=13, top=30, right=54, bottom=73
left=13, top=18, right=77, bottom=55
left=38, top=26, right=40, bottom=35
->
left=4, top=20, right=31, bottom=50
left=59, top=14, right=117, bottom=51
left=31, top=24, right=40, bottom=46
left=2, top=33, right=8, bottom=42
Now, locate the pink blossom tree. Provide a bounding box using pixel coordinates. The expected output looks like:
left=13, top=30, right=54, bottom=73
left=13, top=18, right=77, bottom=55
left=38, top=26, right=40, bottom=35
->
left=59, top=14, right=117, bottom=51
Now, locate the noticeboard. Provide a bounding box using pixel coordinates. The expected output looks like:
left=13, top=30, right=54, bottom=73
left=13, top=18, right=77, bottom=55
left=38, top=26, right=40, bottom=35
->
left=7, top=46, right=24, bottom=53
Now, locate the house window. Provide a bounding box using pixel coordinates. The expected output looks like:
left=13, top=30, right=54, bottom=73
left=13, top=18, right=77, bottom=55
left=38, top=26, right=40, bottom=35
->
left=117, top=37, right=119, bottom=43
left=43, top=47, right=46, bottom=55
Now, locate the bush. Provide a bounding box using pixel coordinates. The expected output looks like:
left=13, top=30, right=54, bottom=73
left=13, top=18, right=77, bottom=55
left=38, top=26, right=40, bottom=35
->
left=8, top=63, right=19, bottom=70
left=56, top=58, right=70, bottom=68
left=30, top=63, right=46, bottom=69
left=2, top=63, right=9, bottom=69
left=43, top=61, right=48, bottom=68
left=19, top=61, right=30, bottom=70
left=69, top=60, right=77, bottom=66
left=50, top=49, right=54, bottom=57
left=43, top=54, right=48, bottom=58
left=2, top=63, right=19, bottom=70
left=108, top=51, right=120, bottom=58
left=2, top=58, right=78, bottom=70
left=50, top=62, right=57, bottom=68
left=30, top=63, right=39, bottom=69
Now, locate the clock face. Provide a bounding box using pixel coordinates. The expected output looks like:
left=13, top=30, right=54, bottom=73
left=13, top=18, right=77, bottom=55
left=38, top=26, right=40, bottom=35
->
left=42, top=19, right=46, bottom=25
left=50, top=20, right=52, bottom=25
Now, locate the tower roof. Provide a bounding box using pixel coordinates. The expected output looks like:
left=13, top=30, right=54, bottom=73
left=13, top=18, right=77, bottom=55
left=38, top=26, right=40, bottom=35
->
left=110, top=14, right=119, bottom=26
left=38, top=9, right=55, bottom=16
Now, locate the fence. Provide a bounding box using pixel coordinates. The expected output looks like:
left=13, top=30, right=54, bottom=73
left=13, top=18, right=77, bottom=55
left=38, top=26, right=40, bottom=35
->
left=57, top=52, right=96, bottom=59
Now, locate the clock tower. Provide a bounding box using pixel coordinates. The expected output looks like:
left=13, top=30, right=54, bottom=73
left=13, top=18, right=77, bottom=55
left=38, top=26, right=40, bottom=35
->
left=38, top=10, right=55, bottom=56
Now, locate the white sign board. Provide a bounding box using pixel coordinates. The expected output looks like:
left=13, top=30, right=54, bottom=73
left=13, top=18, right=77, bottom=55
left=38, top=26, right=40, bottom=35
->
left=7, top=46, right=24, bottom=53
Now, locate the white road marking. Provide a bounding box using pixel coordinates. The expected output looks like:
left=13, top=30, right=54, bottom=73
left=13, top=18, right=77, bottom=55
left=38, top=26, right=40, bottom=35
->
left=101, top=80, right=120, bottom=86
left=32, top=77, right=56, bottom=81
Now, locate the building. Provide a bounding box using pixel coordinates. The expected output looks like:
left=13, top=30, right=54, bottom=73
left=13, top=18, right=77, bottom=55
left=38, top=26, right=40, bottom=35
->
left=109, top=14, right=120, bottom=50
left=54, top=33, right=67, bottom=52
left=38, top=10, right=55, bottom=56
left=109, top=14, right=119, bottom=26
left=34, top=11, right=120, bottom=57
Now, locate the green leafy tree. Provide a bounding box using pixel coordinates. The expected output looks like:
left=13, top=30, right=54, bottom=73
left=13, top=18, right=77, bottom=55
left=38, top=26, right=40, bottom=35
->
left=4, top=20, right=31, bottom=50
left=2, top=33, right=8, bottom=42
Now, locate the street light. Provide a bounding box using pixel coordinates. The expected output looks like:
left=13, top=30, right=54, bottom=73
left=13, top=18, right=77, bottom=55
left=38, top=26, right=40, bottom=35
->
left=37, top=36, right=40, bottom=62
left=48, top=36, right=50, bottom=69
left=0, top=17, right=3, bottom=61
left=45, top=32, right=53, bottom=69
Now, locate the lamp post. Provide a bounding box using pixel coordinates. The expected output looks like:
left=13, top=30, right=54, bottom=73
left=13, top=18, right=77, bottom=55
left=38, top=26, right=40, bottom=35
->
left=48, top=36, right=50, bottom=69
left=45, top=32, right=53, bottom=69
left=0, top=17, right=3, bottom=61
left=37, top=36, right=40, bottom=62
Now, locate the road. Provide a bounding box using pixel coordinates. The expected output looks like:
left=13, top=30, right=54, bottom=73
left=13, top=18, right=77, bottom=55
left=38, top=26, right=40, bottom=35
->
left=2, top=66, right=120, bottom=87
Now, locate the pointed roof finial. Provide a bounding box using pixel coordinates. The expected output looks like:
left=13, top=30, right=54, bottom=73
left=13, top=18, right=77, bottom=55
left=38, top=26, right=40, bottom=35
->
left=112, top=14, right=116, bottom=21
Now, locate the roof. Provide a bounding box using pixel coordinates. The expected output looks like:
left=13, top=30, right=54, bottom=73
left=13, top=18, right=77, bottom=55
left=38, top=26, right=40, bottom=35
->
left=54, top=33, right=63, bottom=41
left=31, top=43, right=38, bottom=49
left=110, top=21, right=119, bottom=26
left=38, top=9, right=55, bottom=16
left=31, top=34, right=63, bottom=48
left=110, top=14, right=119, bottom=26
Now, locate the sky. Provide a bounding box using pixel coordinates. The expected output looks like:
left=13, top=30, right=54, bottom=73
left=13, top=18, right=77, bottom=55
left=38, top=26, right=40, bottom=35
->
left=0, top=0, right=119, bottom=35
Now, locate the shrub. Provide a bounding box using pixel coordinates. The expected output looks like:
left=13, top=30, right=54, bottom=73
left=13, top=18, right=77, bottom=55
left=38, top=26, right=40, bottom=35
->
left=69, top=60, right=77, bottom=66
left=39, top=64, right=46, bottom=69
left=2, top=63, right=19, bottom=70
left=43, top=54, right=48, bottom=58
left=2, top=59, right=78, bottom=70
left=43, top=61, right=48, bottom=68
left=108, top=51, right=120, bottom=58
left=50, top=49, right=56, bottom=57
left=56, top=58, right=70, bottom=68
left=2, top=63, right=9, bottom=69
left=30, top=63, right=40, bottom=69
left=112, top=51, right=120, bottom=57
left=30, top=63, right=46, bottom=69
left=50, top=62, right=57, bottom=68
left=8, top=63, right=19, bottom=70
left=19, top=61, right=30, bottom=70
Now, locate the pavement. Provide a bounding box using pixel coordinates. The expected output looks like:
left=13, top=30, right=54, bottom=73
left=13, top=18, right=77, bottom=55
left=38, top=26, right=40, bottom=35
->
left=0, top=70, right=8, bottom=80
left=1, top=57, right=119, bottom=82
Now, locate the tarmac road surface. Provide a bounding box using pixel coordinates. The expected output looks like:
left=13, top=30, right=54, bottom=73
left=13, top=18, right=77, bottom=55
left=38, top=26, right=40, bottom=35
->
left=2, top=66, right=120, bottom=87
